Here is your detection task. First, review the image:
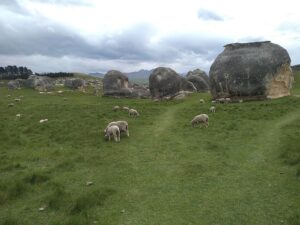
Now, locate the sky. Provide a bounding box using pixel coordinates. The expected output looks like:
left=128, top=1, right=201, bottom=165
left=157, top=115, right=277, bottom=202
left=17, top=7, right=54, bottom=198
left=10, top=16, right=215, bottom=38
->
left=0, top=0, right=300, bottom=74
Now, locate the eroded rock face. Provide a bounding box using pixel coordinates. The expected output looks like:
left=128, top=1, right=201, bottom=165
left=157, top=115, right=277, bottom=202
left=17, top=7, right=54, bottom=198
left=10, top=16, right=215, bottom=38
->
left=209, top=41, right=294, bottom=99
left=7, top=79, right=25, bottom=90
left=103, top=70, right=150, bottom=98
left=186, top=69, right=210, bottom=92
left=25, top=75, right=54, bottom=91
left=64, top=78, right=86, bottom=90
left=149, top=67, right=196, bottom=99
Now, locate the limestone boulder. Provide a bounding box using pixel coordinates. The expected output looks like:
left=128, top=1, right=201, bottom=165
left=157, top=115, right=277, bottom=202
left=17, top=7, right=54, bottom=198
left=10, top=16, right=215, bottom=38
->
left=25, top=75, right=54, bottom=91
left=149, top=67, right=196, bottom=99
left=186, top=69, right=210, bottom=92
left=209, top=41, right=293, bottom=99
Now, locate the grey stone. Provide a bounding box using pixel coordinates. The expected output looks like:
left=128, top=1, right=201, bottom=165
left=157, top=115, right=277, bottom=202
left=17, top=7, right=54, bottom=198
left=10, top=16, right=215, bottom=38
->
left=149, top=67, right=196, bottom=99
left=209, top=41, right=294, bottom=99
left=25, top=75, right=54, bottom=91
left=64, top=78, right=86, bottom=90
left=103, top=70, right=150, bottom=98
left=186, top=69, right=210, bottom=92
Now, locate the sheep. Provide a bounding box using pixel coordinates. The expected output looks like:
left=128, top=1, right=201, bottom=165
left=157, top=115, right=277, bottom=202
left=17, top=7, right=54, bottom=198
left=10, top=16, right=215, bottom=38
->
left=104, top=125, right=120, bottom=142
left=123, top=106, right=130, bottom=111
left=39, top=119, right=48, bottom=123
left=14, top=98, right=21, bottom=102
left=16, top=114, right=21, bottom=117
left=225, top=98, right=231, bottom=104
left=8, top=103, right=14, bottom=107
left=211, top=100, right=217, bottom=105
left=209, top=106, right=216, bottom=113
left=216, top=98, right=225, bottom=104
left=191, top=114, right=209, bottom=128
left=199, top=99, right=205, bottom=103
left=113, top=106, right=120, bottom=111
left=129, top=109, right=140, bottom=117
left=104, top=121, right=129, bottom=137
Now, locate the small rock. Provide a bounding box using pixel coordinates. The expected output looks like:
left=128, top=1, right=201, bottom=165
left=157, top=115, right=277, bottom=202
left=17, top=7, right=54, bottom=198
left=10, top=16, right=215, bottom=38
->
left=121, top=209, right=125, bottom=213
left=38, top=207, right=45, bottom=211
left=57, top=90, right=63, bottom=94
left=16, top=114, right=21, bottom=117
left=8, top=103, right=14, bottom=107
left=86, top=181, right=93, bottom=186
left=7, top=94, right=11, bottom=97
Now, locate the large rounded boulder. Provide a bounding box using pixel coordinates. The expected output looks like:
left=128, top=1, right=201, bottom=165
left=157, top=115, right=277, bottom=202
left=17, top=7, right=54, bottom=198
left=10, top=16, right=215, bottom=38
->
left=186, top=69, right=210, bottom=92
left=103, top=70, right=150, bottom=98
left=149, top=67, right=196, bottom=99
left=209, top=41, right=294, bottom=99
left=25, top=75, right=54, bottom=91
left=64, top=78, right=86, bottom=90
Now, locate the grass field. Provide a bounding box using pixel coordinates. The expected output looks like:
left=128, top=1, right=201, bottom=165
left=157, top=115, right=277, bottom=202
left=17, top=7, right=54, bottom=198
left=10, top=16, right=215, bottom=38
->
left=0, top=73, right=300, bottom=225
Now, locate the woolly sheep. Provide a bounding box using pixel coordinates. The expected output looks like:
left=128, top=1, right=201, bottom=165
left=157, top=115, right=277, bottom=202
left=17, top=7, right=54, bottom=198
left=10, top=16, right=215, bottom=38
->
left=113, top=106, right=120, bottom=111
left=8, top=103, right=14, bottom=107
left=225, top=98, right=231, bottom=104
left=16, top=114, right=21, bottom=117
left=123, top=106, right=130, bottom=111
left=104, top=121, right=129, bottom=137
left=129, top=109, right=140, bottom=117
left=39, top=119, right=48, bottom=123
left=191, top=114, right=209, bottom=128
left=14, top=98, right=21, bottom=102
left=211, top=100, right=216, bottom=104
left=104, top=125, right=120, bottom=142
left=199, top=99, right=205, bottom=103
left=209, top=106, right=216, bottom=113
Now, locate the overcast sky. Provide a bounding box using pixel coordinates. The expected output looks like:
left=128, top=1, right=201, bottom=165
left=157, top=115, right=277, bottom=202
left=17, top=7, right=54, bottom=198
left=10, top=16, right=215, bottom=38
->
left=0, top=0, right=299, bottom=73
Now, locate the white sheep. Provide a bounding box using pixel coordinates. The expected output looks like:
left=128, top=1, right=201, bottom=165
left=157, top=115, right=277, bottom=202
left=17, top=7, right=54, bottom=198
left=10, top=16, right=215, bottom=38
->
left=191, top=114, right=209, bottom=128
left=39, top=119, right=48, bottom=123
left=211, top=100, right=216, bottom=105
left=199, top=99, right=205, bottom=103
left=225, top=98, right=231, bottom=104
left=8, top=103, right=14, bottom=107
left=122, top=106, right=130, bottom=111
left=113, top=106, right=120, bottom=111
left=129, top=109, right=140, bottom=117
left=209, top=106, right=216, bottom=113
left=104, top=121, right=129, bottom=137
left=104, top=125, right=120, bottom=142
left=14, top=98, right=21, bottom=102
left=16, top=114, right=21, bottom=117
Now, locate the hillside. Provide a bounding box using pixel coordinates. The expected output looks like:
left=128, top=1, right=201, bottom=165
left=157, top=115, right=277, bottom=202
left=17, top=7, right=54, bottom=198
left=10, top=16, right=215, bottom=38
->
left=0, top=74, right=299, bottom=225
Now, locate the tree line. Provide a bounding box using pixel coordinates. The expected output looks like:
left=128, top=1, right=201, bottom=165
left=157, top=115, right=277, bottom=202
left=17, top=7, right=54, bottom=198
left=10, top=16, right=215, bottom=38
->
left=0, top=65, right=33, bottom=80
left=0, top=65, right=74, bottom=79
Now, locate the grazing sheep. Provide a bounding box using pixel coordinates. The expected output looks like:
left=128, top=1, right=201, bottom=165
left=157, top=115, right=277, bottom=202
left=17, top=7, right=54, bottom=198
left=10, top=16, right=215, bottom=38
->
left=211, top=100, right=217, bottom=105
left=209, top=106, right=216, bottom=113
left=225, top=98, right=231, bottom=104
left=7, top=94, right=11, bottom=97
left=104, top=121, right=129, bottom=137
left=104, top=125, right=120, bottom=142
left=57, top=90, right=63, bottom=94
left=8, top=103, right=14, bottom=107
left=239, top=99, right=243, bottom=103
left=129, top=109, right=140, bottom=117
left=199, top=99, right=205, bottom=103
left=39, top=119, right=48, bottom=123
left=16, top=114, right=21, bottom=117
left=14, top=98, right=21, bottom=102
left=191, top=114, right=209, bottom=128
left=113, top=106, right=120, bottom=111
left=123, top=106, right=130, bottom=111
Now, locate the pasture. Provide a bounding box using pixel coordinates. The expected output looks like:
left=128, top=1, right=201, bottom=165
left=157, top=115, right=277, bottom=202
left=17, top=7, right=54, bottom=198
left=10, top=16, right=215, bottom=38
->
left=0, top=73, right=300, bottom=225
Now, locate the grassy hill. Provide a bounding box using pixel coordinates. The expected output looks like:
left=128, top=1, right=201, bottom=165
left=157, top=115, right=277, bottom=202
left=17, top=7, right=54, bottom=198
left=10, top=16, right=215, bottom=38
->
left=0, top=73, right=299, bottom=225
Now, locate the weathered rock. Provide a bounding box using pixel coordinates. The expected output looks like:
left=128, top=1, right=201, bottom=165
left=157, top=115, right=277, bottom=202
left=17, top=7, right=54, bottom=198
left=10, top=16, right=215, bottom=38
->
left=209, top=41, right=294, bottom=99
left=7, top=79, right=25, bottom=90
left=25, top=75, right=54, bottom=91
left=103, top=70, right=150, bottom=98
left=64, top=78, right=86, bottom=90
left=149, top=67, right=196, bottom=99
left=186, top=69, right=210, bottom=92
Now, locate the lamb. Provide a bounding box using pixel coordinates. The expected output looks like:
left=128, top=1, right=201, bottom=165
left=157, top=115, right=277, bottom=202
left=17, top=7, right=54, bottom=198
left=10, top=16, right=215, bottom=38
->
left=199, top=99, right=205, bottom=103
left=104, top=125, right=120, bottom=142
left=104, top=121, right=129, bottom=137
left=129, top=109, right=140, bottom=117
left=113, top=106, right=120, bottom=111
left=209, top=106, right=216, bottom=113
left=191, top=114, right=209, bottom=128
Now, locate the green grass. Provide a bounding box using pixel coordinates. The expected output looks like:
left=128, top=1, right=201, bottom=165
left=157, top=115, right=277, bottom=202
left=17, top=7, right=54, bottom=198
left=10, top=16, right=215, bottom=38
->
left=0, top=74, right=300, bottom=225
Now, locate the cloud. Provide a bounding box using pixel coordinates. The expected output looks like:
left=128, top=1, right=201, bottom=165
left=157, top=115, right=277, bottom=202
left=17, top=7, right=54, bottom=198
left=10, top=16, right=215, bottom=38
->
left=198, top=9, right=223, bottom=21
